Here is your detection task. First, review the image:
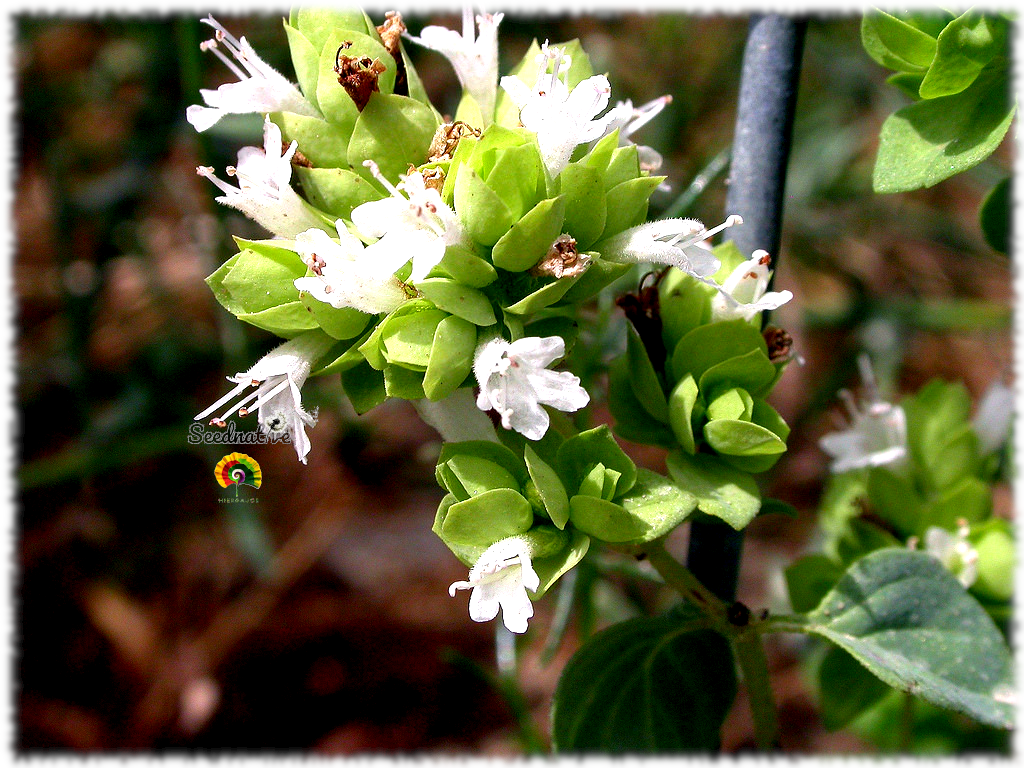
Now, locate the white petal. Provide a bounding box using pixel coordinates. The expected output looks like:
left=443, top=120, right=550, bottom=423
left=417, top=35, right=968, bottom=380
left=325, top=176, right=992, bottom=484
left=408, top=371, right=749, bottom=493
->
left=468, top=583, right=502, bottom=623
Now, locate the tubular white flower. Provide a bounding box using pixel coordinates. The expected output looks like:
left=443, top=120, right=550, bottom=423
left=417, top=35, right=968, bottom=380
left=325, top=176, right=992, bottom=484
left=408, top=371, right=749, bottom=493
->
left=919, top=522, right=979, bottom=589
left=186, top=15, right=320, bottom=132
left=710, top=249, right=794, bottom=321
left=194, top=333, right=335, bottom=464
left=972, top=380, right=1014, bottom=455
left=196, top=117, right=326, bottom=238
left=449, top=536, right=540, bottom=634
left=500, top=42, right=614, bottom=177
left=406, top=8, right=504, bottom=125
left=600, top=95, right=672, bottom=172
left=820, top=355, right=908, bottom=474
left=473, top=336, right=590, bottom=441
left=597, top=215, right=743, bottom=279
left=351, top=161, right=465, bottom=283
left=293, top=222, right=409, bottom=315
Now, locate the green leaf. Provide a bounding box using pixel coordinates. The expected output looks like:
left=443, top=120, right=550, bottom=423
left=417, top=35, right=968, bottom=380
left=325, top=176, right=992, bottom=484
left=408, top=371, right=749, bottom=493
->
left=558, top=163, right=607, bottom=250
left=979, top=177, right=1010, bottom=254
left=806, top=549, right=1014, bottom=729
left=442, top=454, right=519, bottom=498
left=440, top=488, right=534, bottom=547
left=968, top=518, right=1014, bottom=604
left=380, top=309, right=448, bottom=370
left=524, top=445, right=570, bottom=529
left=919, top=12, right=1008, bottom=99
left=919, top=476, right=991, bottom=534
left=341, top=359, right=386, bottom=414
left=502, top=272, right=585, bottom=315
left=704, top=419, right=786, bottom=457
left=669, top=319, right=768, bottom=385
left=608, top=357, right=677, bottom=448
left=614, top=467, right=698, bottom=546
left=283, top=22, right=321, bottom=112
left=454, top=166, right=514, bottom=245
left=817, top=644, right=891, bottom=731
left=861, top=11, right=938, bottom=73
left=293, top=166, right=383, bottom=220
left=214, top=242, right=305, bottom=314
left=866, top=467, right=923, bottom=537
left=603, top=144, right=641, bottom=190
left=785, top=554, right=846, bottom=613
left=600, top=176, right=664, bottom=239
left=626, top=324, right=669, bottom=422
left=706, top=387, right=753, bottom=423
left=668, top=373, right=699, bottom=453
left=383, top=363, right=426, bottom=399
left=272, top=112, right=352, bottom=168
left=437, top=440, right=529, bottom=487
left=873, top=60, right=1015, bottom=193
left=415, top=278, right=496, bottom=327
left=557, top=425, right=637, bottom=497
left=237, top=301, right=319, bottom=337
left=699, top=348, right=778, bottom=399
left=886, top=71, right=926, bottom=99
left=435, top=244, right=498, bottom=288
left=533, top=529, right=590, bottom=597
left=552, top=615, right=736, bottom=752
left=834, top=518, right=901, bottom=566
left=665, top=450, right=761, bottom=530
left=490, top=196, right=566, bottom=272
left=348, top=93, right=438, bottom=183
left=422, top=315, right=476, bottom=400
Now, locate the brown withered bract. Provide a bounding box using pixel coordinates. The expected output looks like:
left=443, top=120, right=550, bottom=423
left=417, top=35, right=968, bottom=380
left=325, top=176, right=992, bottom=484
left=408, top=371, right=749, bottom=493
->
left=376, top=12, right=409, bottom=96
left=616, top=268, right=671, bottom=373
left=335, top=43, right=387, bottom=111
left=420, top=166, right=446, bottom=192
left=290, top=148, right=313, bottom=168
left=427, top=121, right=482, bottom=162
left=530, top=235, right=590, bottom=279
left=763, top=326, right=793, bottom=362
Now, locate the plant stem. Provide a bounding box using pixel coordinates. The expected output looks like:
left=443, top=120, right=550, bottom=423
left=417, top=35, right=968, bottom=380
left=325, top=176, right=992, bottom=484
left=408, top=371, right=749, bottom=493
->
left=646, top=543, right=729, bottom=625
left=733, top=628, right=782, bottom=750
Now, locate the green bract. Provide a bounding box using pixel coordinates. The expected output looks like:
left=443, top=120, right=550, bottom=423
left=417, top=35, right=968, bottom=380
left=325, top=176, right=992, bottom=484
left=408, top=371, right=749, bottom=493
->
left=609, top=241, right=791, bottom=480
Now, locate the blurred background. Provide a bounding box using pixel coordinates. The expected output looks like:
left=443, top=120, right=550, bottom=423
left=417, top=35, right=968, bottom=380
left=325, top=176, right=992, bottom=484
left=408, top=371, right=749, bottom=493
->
left=14, top=8, right=1012, bottom=754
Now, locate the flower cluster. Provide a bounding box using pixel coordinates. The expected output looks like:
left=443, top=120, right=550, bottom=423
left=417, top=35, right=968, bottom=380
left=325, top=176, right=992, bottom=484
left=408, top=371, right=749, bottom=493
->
left=188, top=8, right=797, bottom=634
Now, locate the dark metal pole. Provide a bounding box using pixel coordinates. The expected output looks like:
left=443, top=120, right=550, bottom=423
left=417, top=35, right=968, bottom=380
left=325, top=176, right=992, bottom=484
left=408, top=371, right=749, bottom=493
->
left=686, top=14, right=807, bottom=602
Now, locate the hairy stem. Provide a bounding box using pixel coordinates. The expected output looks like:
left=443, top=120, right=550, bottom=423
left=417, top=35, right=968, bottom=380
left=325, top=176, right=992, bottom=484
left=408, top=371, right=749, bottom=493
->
left=734, top=627, right=782, bottom=750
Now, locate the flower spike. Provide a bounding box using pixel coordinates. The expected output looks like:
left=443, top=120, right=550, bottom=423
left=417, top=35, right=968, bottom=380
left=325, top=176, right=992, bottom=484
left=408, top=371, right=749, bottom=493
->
left=195, top=333, right=335, bottom=464
left=710, top=248, right=794, bottom=321
left=474, top=336, right=590, bottom=441
left=196, top=117, right=326, bottom=238
left=186, top=15, right=320, bottom=132
left=500, top=42, right=615, bottom=177
left=819, top=354, right=908, bottom=474
left=597, top=215, right=743, bottom=279
left=449, top=536, right=540, bottom=634
left=405, top=8, right=504, bottom=126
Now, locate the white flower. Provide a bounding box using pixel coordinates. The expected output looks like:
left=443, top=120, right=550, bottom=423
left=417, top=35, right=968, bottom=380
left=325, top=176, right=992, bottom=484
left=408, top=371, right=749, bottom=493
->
left=710, top=249, right=794, bottom=321
left=351, top=161, right=465, bottom=283
left=186, top=15, right=320, bottom=132
left=597, top=215, right=743, bottom=279
left=196, top=117, right=326, bottom=238
left=293, top=222, right=409, bottom=315
left=914, top=522, right=979, bottom=588
left=600, top=95, right=672, bottom=172
left=473, top=336, right=590, bottom=441
left=500, top=42, right=614, bottom=177
left=449, top=536, right=540, bottom=634
left=820, top=355, right=908, bottom=474
left=194, top=333, right=334, bottom=464
left=406, top=8, right=504, bottom=126
left=972, top=380, right=1014, bottom=455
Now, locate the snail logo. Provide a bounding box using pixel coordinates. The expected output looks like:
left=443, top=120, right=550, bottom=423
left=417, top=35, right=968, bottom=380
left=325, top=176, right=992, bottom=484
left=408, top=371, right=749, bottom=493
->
left=214, top=452, right=263, bottom=498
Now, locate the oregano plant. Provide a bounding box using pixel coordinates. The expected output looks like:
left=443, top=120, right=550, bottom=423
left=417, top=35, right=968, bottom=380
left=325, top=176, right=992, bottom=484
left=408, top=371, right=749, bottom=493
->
left=186, top=7, right=1014, bottom=753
